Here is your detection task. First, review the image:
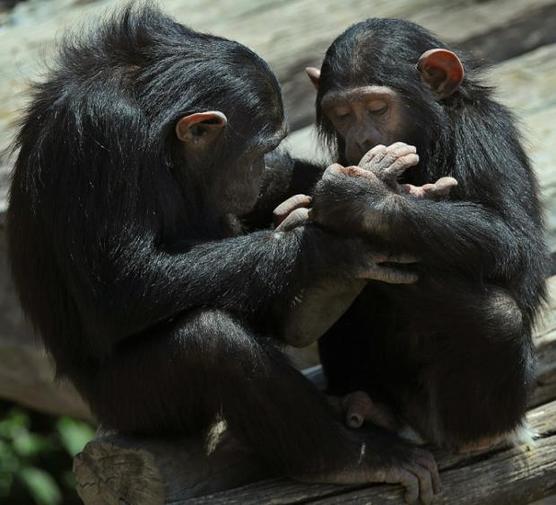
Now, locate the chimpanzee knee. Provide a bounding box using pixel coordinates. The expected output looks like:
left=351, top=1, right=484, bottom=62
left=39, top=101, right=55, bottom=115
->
left=75, top=309, right=268, bottom=435
left=481, top=287, right=524, bottom=338
left=421, top=290, right=532, bottom=447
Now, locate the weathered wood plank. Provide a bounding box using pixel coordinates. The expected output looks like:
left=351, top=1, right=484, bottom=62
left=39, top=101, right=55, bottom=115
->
left=456, top=2, right=556, bottom=63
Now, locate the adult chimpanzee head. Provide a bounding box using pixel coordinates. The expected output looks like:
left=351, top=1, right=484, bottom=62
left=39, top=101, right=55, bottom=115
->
left=140, top=9, right=286, bottom=216
left=163, top=37, right=286, bottom=215
left=306, top=19, right=466, bottom=169
left=39, top=6, right=286, bottom=222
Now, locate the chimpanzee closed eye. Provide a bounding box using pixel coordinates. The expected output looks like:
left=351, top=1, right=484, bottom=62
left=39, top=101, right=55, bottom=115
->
left=7, top=7, right=439, bottom=504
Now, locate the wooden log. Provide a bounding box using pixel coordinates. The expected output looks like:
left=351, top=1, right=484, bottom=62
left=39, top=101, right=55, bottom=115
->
left=73, top=424, right=265, bottom=505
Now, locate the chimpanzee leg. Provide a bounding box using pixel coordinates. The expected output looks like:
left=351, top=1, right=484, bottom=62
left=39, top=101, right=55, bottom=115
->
left=74, top=308, right=438, bottom=493
left=401, top=286, right=535, bottom=450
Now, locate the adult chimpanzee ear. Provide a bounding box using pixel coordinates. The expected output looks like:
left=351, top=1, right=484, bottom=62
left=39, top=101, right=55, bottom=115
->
left=175, top=111, right=227, bottom=145
left=305, top=67, right=321, bottom=90
left=417, top=49, right=464, bottom=99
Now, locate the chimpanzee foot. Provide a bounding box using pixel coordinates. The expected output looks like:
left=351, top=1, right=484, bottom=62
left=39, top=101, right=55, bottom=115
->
left=298, top=439, right=440, bottom=505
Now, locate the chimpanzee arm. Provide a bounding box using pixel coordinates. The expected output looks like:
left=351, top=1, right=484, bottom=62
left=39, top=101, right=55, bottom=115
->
left=63, top=221, right=370, bottom=354
left=386, top=197, right=523, bottom=274
left=312, top=161, right=542, bottom=278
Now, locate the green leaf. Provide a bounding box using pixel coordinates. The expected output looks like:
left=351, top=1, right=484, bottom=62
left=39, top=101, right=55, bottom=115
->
left=0, top=409, right=30, bottom=439
left=0, top=439, right=19, bottom=473
left=13, top=432, right=52, bottom=458
left=55, top=418, right=94, bottom=457
left=18, top=466, right=61, bottom=505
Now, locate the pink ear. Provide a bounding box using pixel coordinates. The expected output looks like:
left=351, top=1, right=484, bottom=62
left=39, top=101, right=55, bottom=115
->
left=305, top=67, right=321, bottom=90
left=417, top=49, right=464, bottom=98
left=175, top=111, right=227, bottom=142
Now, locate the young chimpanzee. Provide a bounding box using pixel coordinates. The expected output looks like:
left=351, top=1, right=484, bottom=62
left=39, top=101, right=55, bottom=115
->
left=301, top=18, right=548, bottom=452
left=6, top=7, right=440, bottom=503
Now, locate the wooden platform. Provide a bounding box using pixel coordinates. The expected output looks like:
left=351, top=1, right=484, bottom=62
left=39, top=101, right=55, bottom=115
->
left=0, top=0, right=556, bottom=503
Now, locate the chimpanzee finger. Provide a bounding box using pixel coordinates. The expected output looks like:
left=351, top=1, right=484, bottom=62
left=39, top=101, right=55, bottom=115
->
left=322, top=162, right=347, bottom=180
left=402, top=177, right=457, bottom=200
left=426, top=176, right=458, bottom=197
left=275, top=207, right=310, bottom=232
left=381, top=153, right=420, bottom=182
left=403, top=462, right=434, bottom=505
left=358, top=144, right=387, bottom=170
left=358, top=265, right=418, bottom=284
left=416, top=452, right=441, bottom=495
left=372, top=143, right=417, bottom=173
left=336, top=164, right=377, bottom=180
left=384, top=142, right=416, bottom=155
left=273, top=194, right=312, bottom=227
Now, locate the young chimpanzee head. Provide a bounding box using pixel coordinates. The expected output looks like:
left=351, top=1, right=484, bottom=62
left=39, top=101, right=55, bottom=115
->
left=306, top=19, right=467, bottom=170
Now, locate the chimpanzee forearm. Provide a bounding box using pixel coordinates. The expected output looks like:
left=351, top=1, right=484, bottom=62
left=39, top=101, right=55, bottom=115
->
left=385, top=196, right=522, bottom=274
left=312, top=166, right=533, bottom=278
left=75, top=224, right=366, bottom=348
left=386, top=195, right=548, bottom=318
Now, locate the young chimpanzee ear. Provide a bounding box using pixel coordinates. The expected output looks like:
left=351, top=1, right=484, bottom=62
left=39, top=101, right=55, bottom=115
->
left=175, top=111, right=227, bottom=146
left=305, top=67, right=321, bottom=90
left=417, top=49, right=464, bottom=99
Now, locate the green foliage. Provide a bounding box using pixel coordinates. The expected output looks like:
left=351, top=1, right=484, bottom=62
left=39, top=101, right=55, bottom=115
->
left=56, top=418, right=95, bottom=457
left=19, top=467, right=62, bottom=505
left=0, top=401, right=94, bottom=505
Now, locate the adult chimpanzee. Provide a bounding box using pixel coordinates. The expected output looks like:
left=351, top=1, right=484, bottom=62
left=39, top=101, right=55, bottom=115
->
left=295, top=18, right=548, bottom=453
left=6, top=7, right=440, bottom=503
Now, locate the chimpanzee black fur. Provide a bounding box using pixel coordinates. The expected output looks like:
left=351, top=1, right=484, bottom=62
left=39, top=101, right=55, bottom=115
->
left=311, top=19, right=548, bottom=449
left=6, top=7, right=439, bottom=502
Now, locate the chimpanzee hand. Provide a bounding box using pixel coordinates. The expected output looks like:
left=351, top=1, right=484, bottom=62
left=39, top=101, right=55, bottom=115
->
left=358, top=142, right=458, bottom=199
left=273, top=194, right=417, bottom=347
left=273, top=194, right=312, bottom=231
left=310, top=149, right=457, bottom=236
left=310, top=162, right=399, bottom=236
left=273, top=194, right=417, bottom=284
